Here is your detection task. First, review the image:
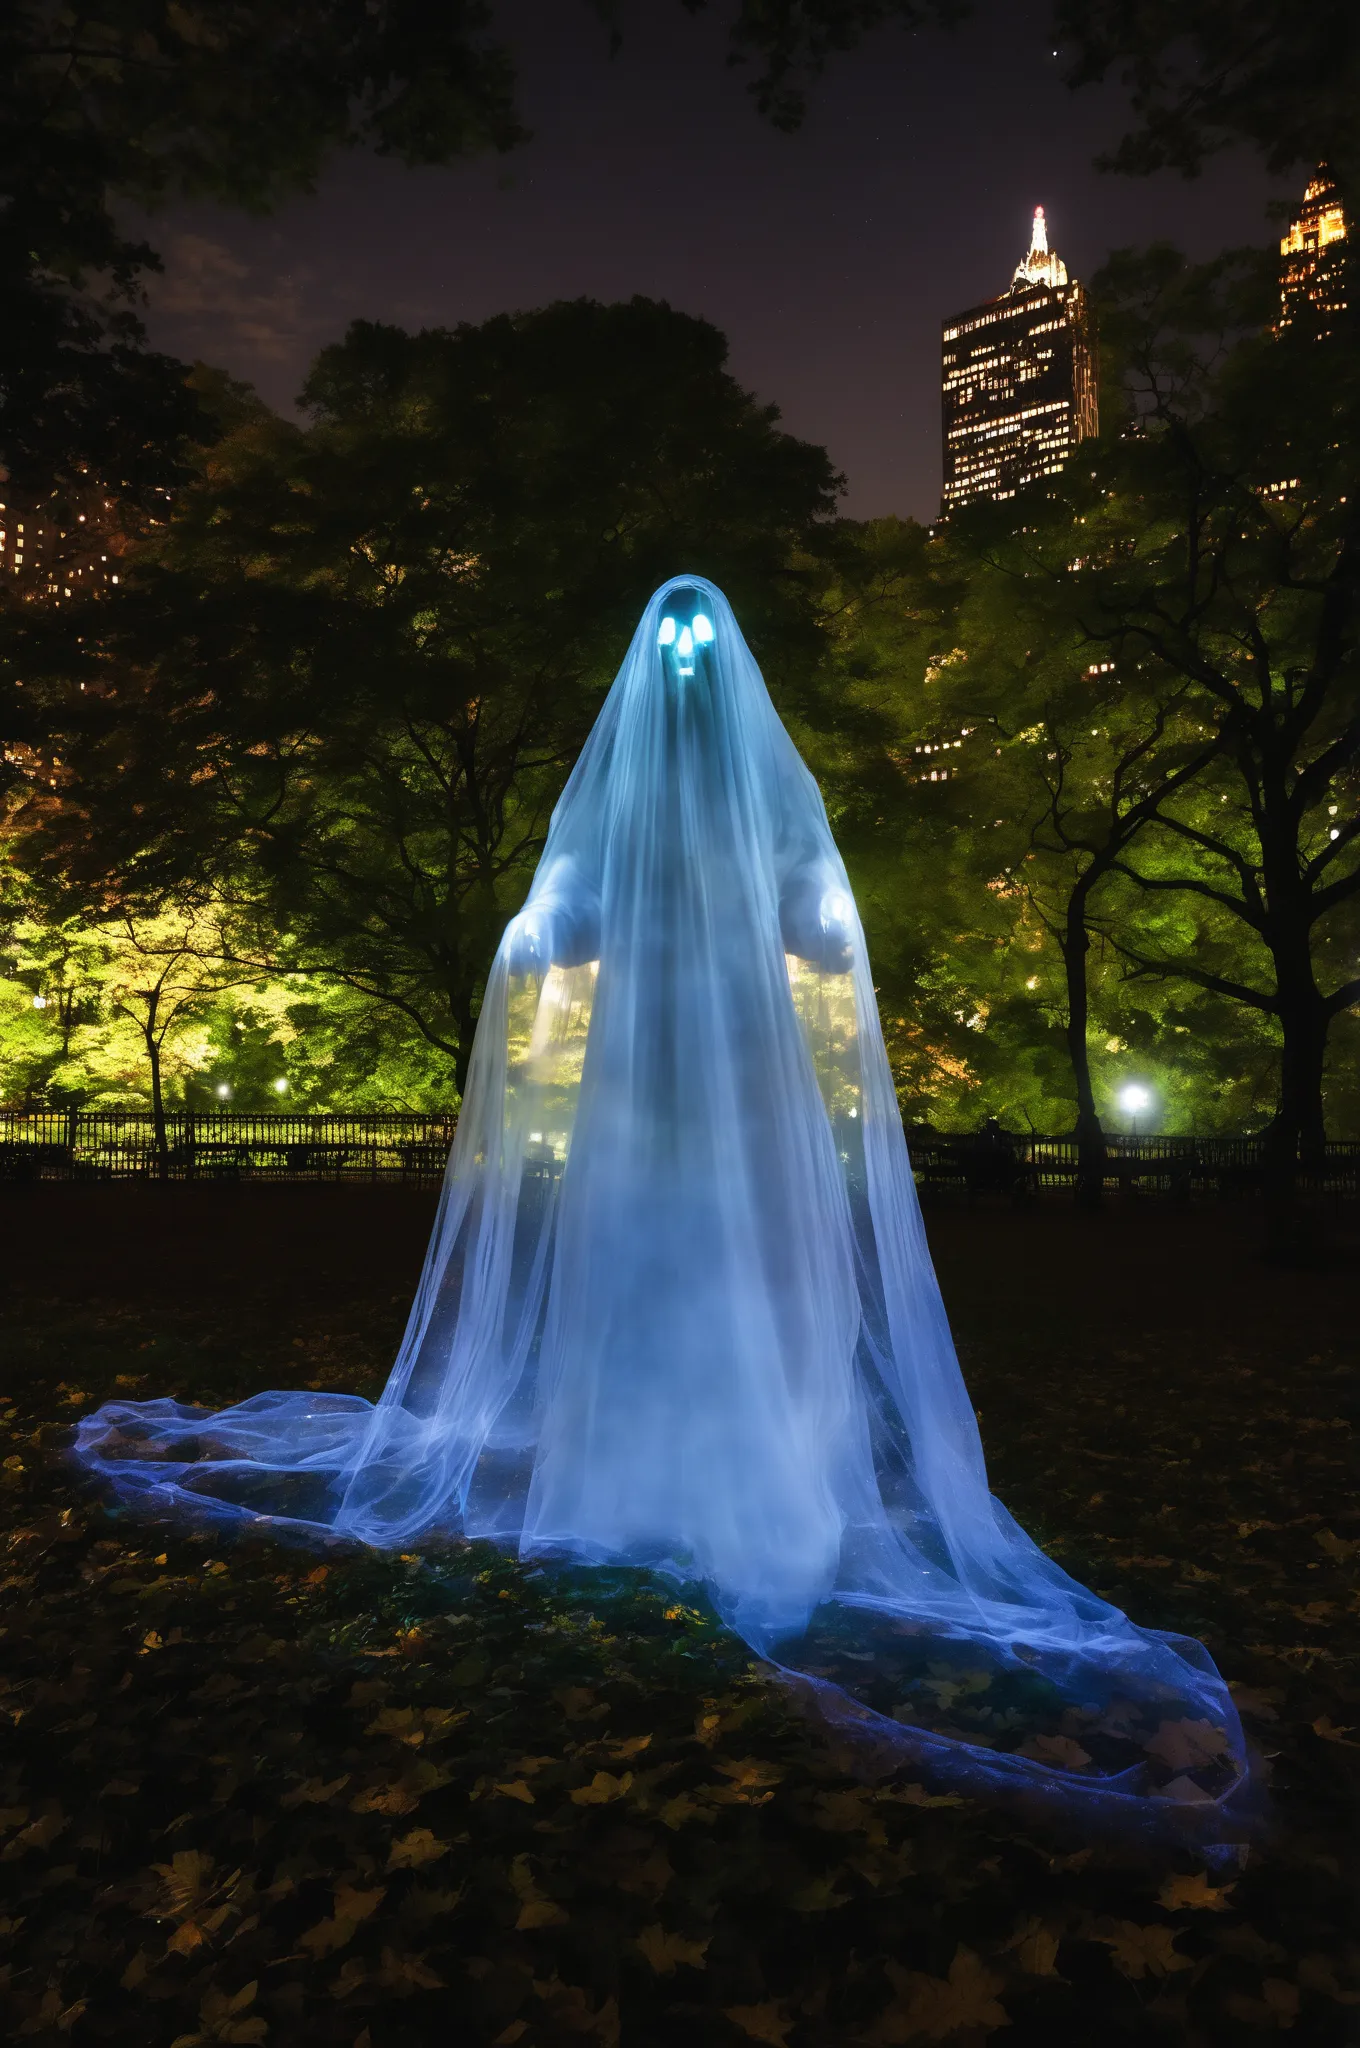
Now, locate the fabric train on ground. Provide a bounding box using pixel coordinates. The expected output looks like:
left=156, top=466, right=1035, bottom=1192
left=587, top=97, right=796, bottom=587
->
left=76, top=576, right=1252, bottom=1840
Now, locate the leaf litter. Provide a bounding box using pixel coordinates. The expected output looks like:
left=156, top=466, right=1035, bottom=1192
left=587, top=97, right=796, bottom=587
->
left=0, top=1201, right=1357, bottom=2045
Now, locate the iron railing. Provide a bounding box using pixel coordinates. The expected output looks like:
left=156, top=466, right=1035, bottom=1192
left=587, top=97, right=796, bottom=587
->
left=1, top=1111, right=1357, bottom=1197
left=909, top=1132, right=1360, bottom=1201
left=0, top=1110, right=456, bottom=1184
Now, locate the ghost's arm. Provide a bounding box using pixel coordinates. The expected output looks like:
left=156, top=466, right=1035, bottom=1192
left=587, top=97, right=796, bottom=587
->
left=778, top=854, right=856, bottom=973
left=503, top=857, right=601, bottom=973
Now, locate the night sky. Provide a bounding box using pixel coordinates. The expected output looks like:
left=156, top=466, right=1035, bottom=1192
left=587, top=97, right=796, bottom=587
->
left=137, top=0, right=1285, bottom=521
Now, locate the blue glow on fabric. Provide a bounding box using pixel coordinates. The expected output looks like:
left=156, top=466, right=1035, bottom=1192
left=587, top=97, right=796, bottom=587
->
left=74, top=577, right=1252, bottom=1840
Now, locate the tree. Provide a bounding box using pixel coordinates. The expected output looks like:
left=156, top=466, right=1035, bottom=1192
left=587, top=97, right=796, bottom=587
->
left=97, top=905, right=254, bottom=1168
left=987, top=248, right=1360, bottom=1222
left=807, top=235, right=1360, bottom=1183
left=1053, top=1, right=1360, bottom=216
left=935, top=527, right=1225, bottom=1202
left=803, top=519, right=1083, bottom=1134
left=1, top=0, right=522, bottom=492
left=14, top=299, right=842, bottom=1095
left=683, top=1, right=1359, bottom=217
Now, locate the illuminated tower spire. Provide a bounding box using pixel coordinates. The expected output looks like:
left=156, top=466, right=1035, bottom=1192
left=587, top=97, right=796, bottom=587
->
left=1013, top=205, right=1068, bottom=291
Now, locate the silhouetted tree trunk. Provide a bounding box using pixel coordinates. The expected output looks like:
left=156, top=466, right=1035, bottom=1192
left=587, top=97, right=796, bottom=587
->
left=1058, top=894, right=1107, bottom=1211
left=140, top=987, right=170, bottom=1179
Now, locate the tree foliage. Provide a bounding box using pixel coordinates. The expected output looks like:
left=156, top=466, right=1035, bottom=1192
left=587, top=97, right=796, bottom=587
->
left=11, top=299, right=841, bottom=1092
left=0, top=0, right=521, bottom=490
left=675, top=0, right=1360, bottom=214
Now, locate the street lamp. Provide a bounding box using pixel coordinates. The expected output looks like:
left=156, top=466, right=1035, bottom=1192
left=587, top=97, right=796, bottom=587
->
left=216, top=1083, right=231, bottom=1100
left=272, top=1078, right=288, bottom=1095
left=1118, top=1082, right=1151, bottom=1138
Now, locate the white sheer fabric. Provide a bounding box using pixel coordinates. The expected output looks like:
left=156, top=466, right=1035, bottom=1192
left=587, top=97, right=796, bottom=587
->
left=77, top=577, right=1250, bottom=1834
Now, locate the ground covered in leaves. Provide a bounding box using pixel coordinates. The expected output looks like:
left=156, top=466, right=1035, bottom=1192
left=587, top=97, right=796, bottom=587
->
left=1, top=1187, right=1357, bottom=2047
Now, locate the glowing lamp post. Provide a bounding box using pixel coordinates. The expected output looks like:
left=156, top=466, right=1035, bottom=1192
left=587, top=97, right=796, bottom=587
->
left=1118, top=1082, right=1151, bottom=1138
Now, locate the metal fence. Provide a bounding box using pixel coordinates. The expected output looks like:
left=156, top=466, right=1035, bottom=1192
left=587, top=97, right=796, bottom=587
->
left=0, top=1110, right=457, bottom=1185
left=1, top=1111, right=1358, bottom=1198
left=910, top=1132, right=1360, bottom=1203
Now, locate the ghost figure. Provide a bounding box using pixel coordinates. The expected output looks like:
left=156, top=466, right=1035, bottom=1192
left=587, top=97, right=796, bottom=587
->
left=75, top=576, right=1250, bottom=1837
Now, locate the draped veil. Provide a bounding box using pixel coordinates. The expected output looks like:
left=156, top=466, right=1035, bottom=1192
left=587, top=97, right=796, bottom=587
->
left=77, top=577, right=1251, bottom=1836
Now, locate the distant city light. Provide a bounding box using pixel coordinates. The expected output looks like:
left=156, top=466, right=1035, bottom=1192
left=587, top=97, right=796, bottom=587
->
left=941, top=205, right=1098, bottom=511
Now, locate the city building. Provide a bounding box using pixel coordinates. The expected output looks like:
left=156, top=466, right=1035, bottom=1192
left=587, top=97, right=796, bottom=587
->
left=940, top=207, right=1098, bottom=512
left=1279, top=167, right=1348, bottom=330
left=0, top=474, right=125, bottom=606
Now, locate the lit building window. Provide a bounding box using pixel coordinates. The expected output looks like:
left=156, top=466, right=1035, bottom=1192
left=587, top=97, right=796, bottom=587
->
left=939, top=206, right=1099, bottom=513
left=1278, top=167, right=1348, bottom=331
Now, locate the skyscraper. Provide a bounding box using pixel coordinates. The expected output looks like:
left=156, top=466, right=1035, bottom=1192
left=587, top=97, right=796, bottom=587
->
left=940, top=207, right=1098, bottom=513
left=1279, top=168, right=1348, bottom=330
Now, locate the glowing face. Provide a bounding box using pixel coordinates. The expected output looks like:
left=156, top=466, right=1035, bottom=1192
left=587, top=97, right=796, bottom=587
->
left=657, top=587, right=715, bottom=680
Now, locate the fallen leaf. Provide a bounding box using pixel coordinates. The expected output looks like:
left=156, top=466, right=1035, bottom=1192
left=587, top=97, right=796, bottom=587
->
left=494, top=1779, right=537, bottom=1805
left=1143, top=1719, right=1232, bottom=1772
left=1, top=1808, right=67, bottom=1857
left=1228, top=1685, right=1281, bottom=1721
left=609, top=1734, right=653, bottom=1758
left=169, top=1979, right=266, bottom=2048
left=387, top=1827, right=451, bottom=1869
left=515, top=1897, right=569, bottom=1930
left=152, top=1849, right=219, bottom=1919
left=569, top=1770, right=633, bottom=1805
left=814, top=1788, right=885, bottom=1839
left=1088, top=1920, right=1192, bottom=1980
left=1162, top=1776, right=1214, bottom=1803
left=1014, top=1733, right=1092, bottom=1770
left=1312, top=1716, right=1359, bottom=1746
left=1004, top=1918, right=1063, bottom=1975
left=635, top=1923, right=709, bottom=1973
left=657, top=1793, right=712, bottom=1829
left=554, top=1686, right=604, bottom=1719
left=713, top=1756, right=785, bottom=1793
left=1159, top=1872, right=1237, bottom=1912
left=300, top=1882, right=386, bottom=1957
left=281, top=1774, right=350, bottom=1808
left=874, top=1947, right=1011, bottom=2041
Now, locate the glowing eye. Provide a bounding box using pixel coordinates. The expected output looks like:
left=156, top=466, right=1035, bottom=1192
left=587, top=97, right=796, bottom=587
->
left=692, top=613, right=714, bottom=644
left=677, top=626, right=694, bottom=657
left=658, top=616, right=677, bottom=646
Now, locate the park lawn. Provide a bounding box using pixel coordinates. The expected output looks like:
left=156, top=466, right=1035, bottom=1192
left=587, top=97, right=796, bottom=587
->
left=0, top=1188, right=1357, bottom=2047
